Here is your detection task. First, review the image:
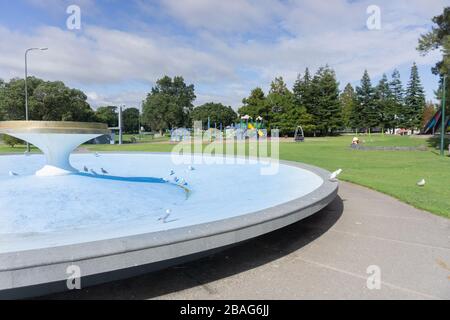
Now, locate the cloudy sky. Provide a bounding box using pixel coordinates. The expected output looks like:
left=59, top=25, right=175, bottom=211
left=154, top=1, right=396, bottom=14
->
left=0, top=0, right=446, bottom=110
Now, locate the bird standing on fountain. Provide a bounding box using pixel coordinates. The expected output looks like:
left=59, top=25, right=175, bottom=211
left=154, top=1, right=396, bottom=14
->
left=158, top=209, right=172, bottom=223
left=90, top=169, right=98, bottom=175
left=329, top=169, right=342, bottom=181
left=101, top=168, right=108, bottom=174
left=83, top=166, right=89, bottom=172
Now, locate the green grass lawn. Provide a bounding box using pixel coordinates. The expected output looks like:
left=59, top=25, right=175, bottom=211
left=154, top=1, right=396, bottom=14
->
left=1, top=134, right=449, bottom=218
left=279, top=136, right=449, bottom=218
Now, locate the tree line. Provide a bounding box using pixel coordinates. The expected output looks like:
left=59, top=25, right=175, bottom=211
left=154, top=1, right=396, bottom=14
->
left=0, top=77, right=140, bottom=133
left=0, top=66, right=429, bottom=138
left=238, top=63, right=427, bottom=136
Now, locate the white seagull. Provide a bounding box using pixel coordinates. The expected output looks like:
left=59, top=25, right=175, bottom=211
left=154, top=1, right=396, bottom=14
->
left=101, top=168, right=108, bottom=174
left=158, top=210, right=172, bottom=223
left=329, top=169, right=343, bottom=181
left=9, top=171, right=19, bottom=176
left=188, top=166, right=195, bottom=171
left=417, top=179, right=426, bottom=187
left=94, top=152, right=100, bottom=157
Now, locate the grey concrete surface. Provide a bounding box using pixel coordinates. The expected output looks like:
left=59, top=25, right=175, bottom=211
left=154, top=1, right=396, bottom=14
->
left=44, top=181, right=450, bottom=300
left=1, top=160, right=337, bottom=299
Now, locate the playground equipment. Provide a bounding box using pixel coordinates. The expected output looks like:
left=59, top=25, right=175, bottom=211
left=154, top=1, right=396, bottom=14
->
left=170, top=128, right=191, bottom=142
left=294, top=125, right=305, bottom=142
left=239, top=115, right=267, bottom=139
left=423, top=108, right=449, bottom=135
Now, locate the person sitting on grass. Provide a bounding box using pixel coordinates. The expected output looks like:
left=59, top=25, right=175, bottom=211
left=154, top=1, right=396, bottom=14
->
left=352, top=137, right=360, bottom=145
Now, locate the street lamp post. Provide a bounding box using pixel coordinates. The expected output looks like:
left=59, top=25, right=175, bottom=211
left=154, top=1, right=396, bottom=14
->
left=138, top=104, right=142, bottom=140
left=24, top=47, right=48, bottom=152
left=440, top=74, right=447, bottom=156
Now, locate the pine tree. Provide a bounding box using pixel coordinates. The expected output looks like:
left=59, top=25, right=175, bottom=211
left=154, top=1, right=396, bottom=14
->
left=293, top=68, right=313, bottom=112
left=389, top=69, right=404, bottom=129
left=311, top=66, right=342, bottom=135
left=293, top=68, right=315, bottom=132
left=268, top=76, right=314, bottom=135
left=356, top=70, right=377, bottom=132
left=405, top=63, right=426, bottom=130
left=375, top=74, right=393, bottom=132
left=340, top=83, right=356, bottom=129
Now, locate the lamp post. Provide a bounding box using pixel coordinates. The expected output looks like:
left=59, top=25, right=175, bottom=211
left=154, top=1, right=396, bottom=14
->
left=25, top=47, right=48, bottom=152
left=138, top=104, right=142, bottom=140
left=440, top=74, right=447, bottom=156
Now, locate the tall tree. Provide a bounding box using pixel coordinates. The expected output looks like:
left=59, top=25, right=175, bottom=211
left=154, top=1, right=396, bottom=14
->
left=374, top=74, right=393, bottom=132
left=356, top=70, right=377, bottom=132
left=142, top=76, right=196, bottom=133
left=340, top=83, right=357, bottom=129
left=0, top=77, right=43, bottom=120
left=417, top=7, right=449, bottom=110
left=95, top=106, right=118, bottom=127
left=293, top=68, right=313, bottom=110
left=293, top=68, right=316, bottom=132
left=31, top=81, right=95, bottom=121
left=238, top=87, right=269, bottom=122
left=191, top=102, right=237, bottom=128
left=309, top=66, right=342, bottom=135
left=268, top=76, right=313, bottom=135
left=122, top=107, right=140, bottom=133
left=405, top=63, right=426, bottom=130
left=389, top=69, right=404, bottom=129
left=0, top=77, right=96, bottom=122
left=418, top=7, right=450, bottom=76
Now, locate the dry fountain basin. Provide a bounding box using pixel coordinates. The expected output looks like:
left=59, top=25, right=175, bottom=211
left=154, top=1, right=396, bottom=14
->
left=0, top=121, right=338, bottom=299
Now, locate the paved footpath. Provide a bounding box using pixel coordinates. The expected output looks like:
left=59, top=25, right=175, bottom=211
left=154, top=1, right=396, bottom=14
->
left=46, top=182, right=450, bottom=300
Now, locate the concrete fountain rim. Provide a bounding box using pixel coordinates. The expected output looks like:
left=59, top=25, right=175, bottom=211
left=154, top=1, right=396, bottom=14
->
left=0, top=154, right=338, bottom=298
left=1, top=155, right=338, bottom=271
left=0, top=120, right=110, bottom=135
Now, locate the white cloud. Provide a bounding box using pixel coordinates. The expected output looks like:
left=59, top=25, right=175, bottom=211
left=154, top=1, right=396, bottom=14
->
left=86, top=90, right=146, bottom=109
left=158, top=0, right=284, bottom=33
left=0, top=0, right=445, bottom=108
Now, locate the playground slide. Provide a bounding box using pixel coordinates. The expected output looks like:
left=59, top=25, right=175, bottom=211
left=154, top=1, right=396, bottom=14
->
left=247, top=123, right=265, bottom=137
left=423, top=109, right=449, bottom=134
left=423, top=110, right=442, bottom=134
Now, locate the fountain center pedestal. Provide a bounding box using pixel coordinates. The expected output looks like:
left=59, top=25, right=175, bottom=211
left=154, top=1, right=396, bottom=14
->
left=0, top=121, right=110, bottom=176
